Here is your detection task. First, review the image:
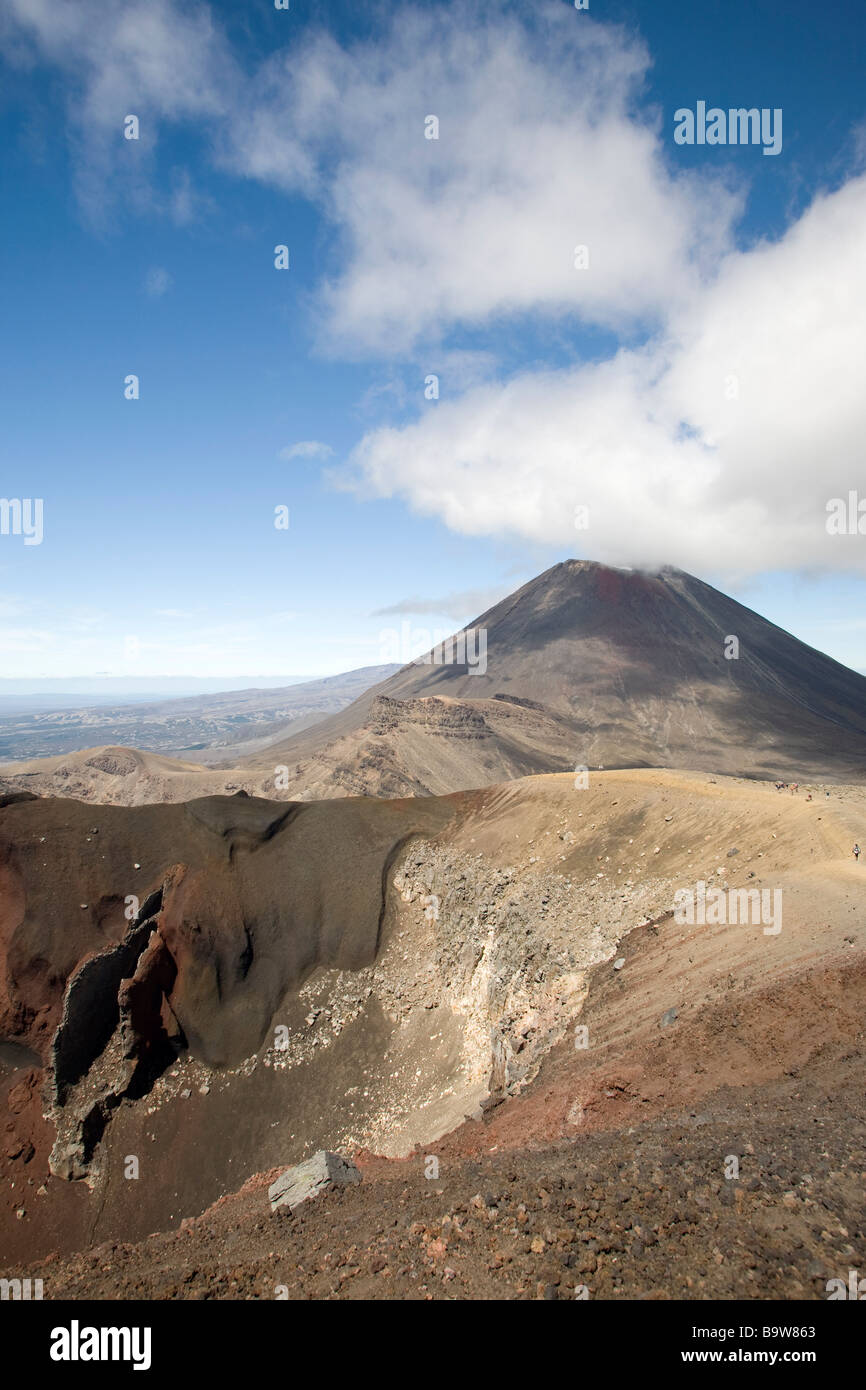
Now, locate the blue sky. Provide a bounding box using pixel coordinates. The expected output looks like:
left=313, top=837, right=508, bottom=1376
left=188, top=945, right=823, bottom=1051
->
left=1, top=0, right=865, bottom=689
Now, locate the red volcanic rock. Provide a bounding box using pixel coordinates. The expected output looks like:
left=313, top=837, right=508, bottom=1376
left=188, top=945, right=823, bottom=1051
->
left=0, top=788, right=457, bottom=1188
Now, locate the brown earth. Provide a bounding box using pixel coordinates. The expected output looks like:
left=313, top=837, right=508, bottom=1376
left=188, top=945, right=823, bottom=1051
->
left=1, top=768, right=864, bottom=1297
left=14, top=939, right=866, bottom=1300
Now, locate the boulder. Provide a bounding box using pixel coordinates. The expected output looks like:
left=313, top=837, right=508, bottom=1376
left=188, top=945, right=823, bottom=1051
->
left=268, top=1150, right=361, bottom=1213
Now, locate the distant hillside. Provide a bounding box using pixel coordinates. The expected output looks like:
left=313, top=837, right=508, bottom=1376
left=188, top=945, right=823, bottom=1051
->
left=0, top=665, right=399, bottom=763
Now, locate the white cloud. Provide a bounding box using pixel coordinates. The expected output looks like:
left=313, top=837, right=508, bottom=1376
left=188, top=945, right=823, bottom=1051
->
left=3, top=0, right=237, bottom=222
left=344, top=172, right=866, bottom=575
left=224, top=6, right=740, bottom=355
left=144, top=266, right=172, bottom=297
left=7, top=2, right=739, bottom=340
left=9, top=1, right=866, bottom=577
left=279, top=441, right=334, bottom=462
left=373, top=586, right=510, bottom=621
left=5, top=0, right=234, bottom=124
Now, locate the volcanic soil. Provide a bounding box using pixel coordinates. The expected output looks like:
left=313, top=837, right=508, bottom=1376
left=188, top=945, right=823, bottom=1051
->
left=2, top=769, right=864, bottom=1298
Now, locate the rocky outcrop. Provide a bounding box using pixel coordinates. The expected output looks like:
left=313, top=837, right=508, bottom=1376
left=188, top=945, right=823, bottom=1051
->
left=50, top=888, right=164, bottom=1107
left=47, top=887, right=178, bottom=1181
left=268, top=1151, right=361, bottom=1213
left=0, top=790, right=456, bottom=1183
left=368, top=695, right=491, bottom=739
left=84, top=749, right=139, bottom=777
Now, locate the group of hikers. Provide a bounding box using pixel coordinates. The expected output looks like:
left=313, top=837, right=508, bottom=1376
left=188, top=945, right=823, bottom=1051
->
left=772, top=781, right=860, bottom=861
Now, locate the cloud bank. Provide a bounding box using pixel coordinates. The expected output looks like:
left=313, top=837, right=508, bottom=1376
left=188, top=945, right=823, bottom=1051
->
left=6, top=0, right=866, bottom=576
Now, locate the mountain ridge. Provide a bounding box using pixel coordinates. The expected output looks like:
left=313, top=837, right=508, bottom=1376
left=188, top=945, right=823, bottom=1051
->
left=2, top=560, right=865, bottom=803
